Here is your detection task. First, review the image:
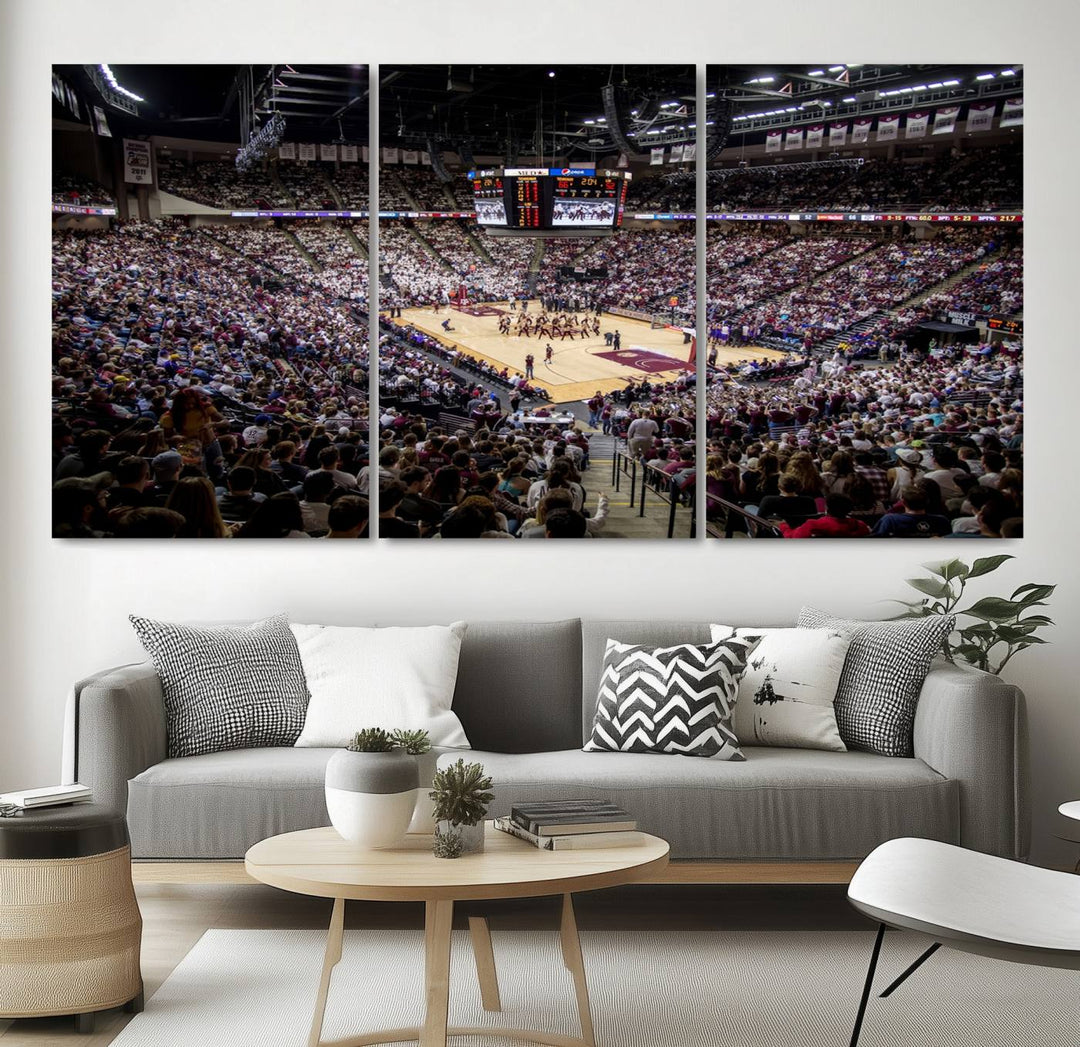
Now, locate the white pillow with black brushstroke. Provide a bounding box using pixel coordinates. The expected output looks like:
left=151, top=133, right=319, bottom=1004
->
left=710, top=626, right=850, bottom=752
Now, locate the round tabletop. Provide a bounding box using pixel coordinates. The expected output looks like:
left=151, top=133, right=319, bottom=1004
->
left=244, top=823, right=670, bottom=902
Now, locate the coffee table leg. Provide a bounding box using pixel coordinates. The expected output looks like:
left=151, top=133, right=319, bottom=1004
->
left=560, top=894, right=595, bottom=1047
left=421, top=899, right=454, bottom=1047
left=308, top=897, right=345, bottom=1047
left=469, top=916, right=502, bottom=1011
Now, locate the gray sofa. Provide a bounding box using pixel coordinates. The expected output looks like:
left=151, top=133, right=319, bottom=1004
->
left=63, top=618, right=1030, bottom=865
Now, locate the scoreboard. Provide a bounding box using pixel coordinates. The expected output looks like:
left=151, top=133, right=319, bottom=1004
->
left=470, top=167, right=631, bottom=230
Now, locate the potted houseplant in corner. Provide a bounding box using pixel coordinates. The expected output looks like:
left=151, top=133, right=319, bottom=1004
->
left=324, top=728, right=430, bottom=849
left=430, top=758, right=494, bottom=857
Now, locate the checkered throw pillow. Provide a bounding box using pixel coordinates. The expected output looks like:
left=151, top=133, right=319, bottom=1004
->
left=584, top=636, right=756, bottom=759
left=797, top=607, right=955, bottom=757
left=130, top=614, right=310, bottom=758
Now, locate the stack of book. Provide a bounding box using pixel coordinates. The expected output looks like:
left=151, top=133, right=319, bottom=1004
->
left=494, top=799, right=638, bottom=850
left=0, top=783, right=92, bottom=810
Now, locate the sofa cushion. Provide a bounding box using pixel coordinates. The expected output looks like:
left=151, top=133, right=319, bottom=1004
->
left=459, top=747, right=958, bottom=861
left=581, top=621, right=712, bottom=743
left=127, top=747, right=336, bottom=859
left=453, top=619, right=582, bottom=753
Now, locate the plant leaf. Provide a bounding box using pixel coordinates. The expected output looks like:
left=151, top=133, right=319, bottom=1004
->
left=1015, top=585, right=1056, bottom=605
left=961, top=597, right=1025, bottom=622
left=959, top=623, right=995, bottom=638
left=1019, top=614, right=1054, bottom=627
left=906, top=577, right=951, bottom=599
left=967, top=554, right=1014, bottom=578
left=924, top=558, right=969, bottom=581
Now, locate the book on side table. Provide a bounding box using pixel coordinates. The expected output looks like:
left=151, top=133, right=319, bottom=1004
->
left=495, top=799, right=639, bottom=850
left=0, top=783, right=92, bottom=810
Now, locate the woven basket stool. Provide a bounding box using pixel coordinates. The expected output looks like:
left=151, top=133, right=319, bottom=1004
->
left=0, top=804, right=143, bottom=1034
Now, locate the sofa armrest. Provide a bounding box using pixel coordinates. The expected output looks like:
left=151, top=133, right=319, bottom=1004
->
left=64, top=662, right=167, bottom=816
left=913, top=659, right=1029, bottom=859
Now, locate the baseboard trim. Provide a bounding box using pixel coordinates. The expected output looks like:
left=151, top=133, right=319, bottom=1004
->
left=131, top=860, right=859, bottom=887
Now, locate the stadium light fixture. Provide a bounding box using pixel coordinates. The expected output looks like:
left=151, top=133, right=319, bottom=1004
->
left=583, top=120, right=595, bottom=125
left=706, top=92, right=716, bottom=98
left=976, top=73, right=996, bottom=80
left=597, top=117, right=606, bottom=122
left=1001, top=69, right=1016, bottom=76
left=828, top=66, right=845, bottom=72
left=843, top=96, right=856, bottom=102
left=548, top=71, right=555, bottom=78
left=943, top=79, right=961, bottom=86
left=928, top=82, right=944, bottom=89
left=99, top=64, right=144, bottom=103
left=808, top=70, right=824, bottom=77
left=785, top=106, right=797, bottom=112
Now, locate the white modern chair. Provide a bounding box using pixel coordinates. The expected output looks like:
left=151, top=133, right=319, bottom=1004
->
left=846, top=837, right=1080, bottom=1047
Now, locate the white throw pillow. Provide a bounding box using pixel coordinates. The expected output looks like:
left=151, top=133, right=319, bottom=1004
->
left=710, top=625, right=849, bottom=752
left=291, top=623, right=470, bottom=748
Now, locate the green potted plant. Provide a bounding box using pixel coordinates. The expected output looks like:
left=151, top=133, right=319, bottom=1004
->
left=430, top=758, right=494, bottom=856
left=324, top=728, right=431, bottom=849
left=888, top=555, right=1054, bottom=675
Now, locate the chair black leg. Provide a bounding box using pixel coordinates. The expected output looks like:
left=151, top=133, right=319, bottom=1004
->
left=123, top=988, right=145, bottom=1014
left=849, top=923, right=886, bottom=1047
left=75, top=1011, right=96, bottom=1034
left=879, top=942, right=941, bottom=998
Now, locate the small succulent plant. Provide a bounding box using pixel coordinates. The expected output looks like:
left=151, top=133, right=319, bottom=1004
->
left=430, top=759, right=494, bottom=827
left=390, top=728, right=432, bottom=755
left=347, top=728, right=395, bottom=753
left=432, top=824, right=464, bottom=859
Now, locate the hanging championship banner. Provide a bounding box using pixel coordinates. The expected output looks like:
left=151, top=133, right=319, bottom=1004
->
left=382, top=146, right=400, bottom=164
left=806, top=124, right=824, bottom=148
left=785, top=128, right=804, bottom=150
left=617, top=152, right=629, bottom=168
left=278, top=142, right=296, bottom=159
left=320, top=143, right=338, bottom=161
left=851, top=118, right=872, bottom=144
left=966, top=101, right=996, bottom=133
left=362, top=146, right=370, bottom=162
left=93, top=106, right=112, bottom=137
left=402, top=150, right=420, bottom=164
left=420, top=150, right=430, bottom=165
left=298, top=143, right=317, bottom=161
left=682, top=142, right=696, bottom=162
left=668, top=144, right=684, bottom=163
left=1000, top=97, right=1023, bottom=127
left=933, top=106, right=960, bottom=135
left=905, top=112, right=929, bottom=139
left=876, top=115, right=900, bottom=141
left=339, top=144, right=358, bottom=162
left=650, top=147, right=665, bottom=165
left=829, top=122, right=848, bottom=146
left=123, top=138, right=151, bottom=183
left=765, top=130, right=782, bottom=153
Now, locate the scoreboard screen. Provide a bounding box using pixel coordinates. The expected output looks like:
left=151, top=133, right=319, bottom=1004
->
left=551, top=176, right=619, bottom=227
left=470, top=168, right=631, bottom=230
left=472, top=175, right=506, bottom=226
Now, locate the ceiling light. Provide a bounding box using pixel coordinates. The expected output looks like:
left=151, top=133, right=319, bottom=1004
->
left=1001, top=69, right=1016, bottom=76
left=548, top=71, right=555, bottom=78
left=706, top=92, right=716, bottom=98
left=976, top=73, right=995, bottom=81
left=828, top=66, right=845, bottom=72
left=843, top=95, right=856, bottom=102
left=928, top=82, right=943, bottom=89
left=943, top=79, right=960, bottom=86
left=99, top=64, right=144, bottom=103
left=596, top=117, right=606, bottom=123
left=808, top=70, right=824, bottom=77
left=785, top=107, right=797, bottom=112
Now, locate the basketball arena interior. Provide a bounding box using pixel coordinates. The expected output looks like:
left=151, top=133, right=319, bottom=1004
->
left=51, top=63, right=1022, bottom=540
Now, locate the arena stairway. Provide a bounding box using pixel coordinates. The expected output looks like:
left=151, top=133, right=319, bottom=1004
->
left=269, top=166, right=295, bottom=208
left=405, top=224, right=455, bottom=272
left=813, top=310, right=889, bottom=356
left=343, top=224, right=368, bottom=258
left=196, top=229, right=283, bottom=279
left=889, top=244, right=1008, bottom=312
left=461, top=222, right=494, bottom=264
left=525, top=240, right=545, bottom=296
left=387, top=169, right=420, bottom=211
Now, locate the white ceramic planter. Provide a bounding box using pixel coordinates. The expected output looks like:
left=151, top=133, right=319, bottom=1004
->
left=325, top=750, right=418, bottom=849
left=408, top=749, right=440, bottom=835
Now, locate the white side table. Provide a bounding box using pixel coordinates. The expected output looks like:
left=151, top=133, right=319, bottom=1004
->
left=1057, top=801, right=1080, bottom=872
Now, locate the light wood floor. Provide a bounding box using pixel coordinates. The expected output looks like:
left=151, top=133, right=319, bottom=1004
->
left=0, top=883, right=866, bottom=1044
left=395, top=303, right=696, bottom=403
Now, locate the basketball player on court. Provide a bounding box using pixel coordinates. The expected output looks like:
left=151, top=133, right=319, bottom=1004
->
left=545, top=343, right=554, bottom=364
left=525, top=353, right=534, bottom=378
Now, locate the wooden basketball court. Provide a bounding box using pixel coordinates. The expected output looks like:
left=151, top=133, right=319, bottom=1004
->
left=393, top=300, right=693, bottom=403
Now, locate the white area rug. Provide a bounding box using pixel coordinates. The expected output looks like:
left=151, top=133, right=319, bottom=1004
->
left=112, top=928, right=1079, bottom=1046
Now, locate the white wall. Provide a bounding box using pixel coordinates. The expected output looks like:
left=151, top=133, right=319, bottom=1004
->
left=4, top=0, right=1079, bottom=866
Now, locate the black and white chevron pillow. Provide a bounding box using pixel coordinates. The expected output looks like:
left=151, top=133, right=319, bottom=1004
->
left=130, top=613, right=310, bottom=759
left=584, top=637, right=756, bottom=759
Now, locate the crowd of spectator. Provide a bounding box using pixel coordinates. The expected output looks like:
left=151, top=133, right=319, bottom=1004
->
left=52, top=219, right=370, bottom=538
left=704, top=343, right=1023, bottom=538
left=53, top=175, right=115, bottom=208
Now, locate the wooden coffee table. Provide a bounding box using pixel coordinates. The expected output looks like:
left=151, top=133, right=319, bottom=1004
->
left=245, top=823, right=669, bottom=1047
